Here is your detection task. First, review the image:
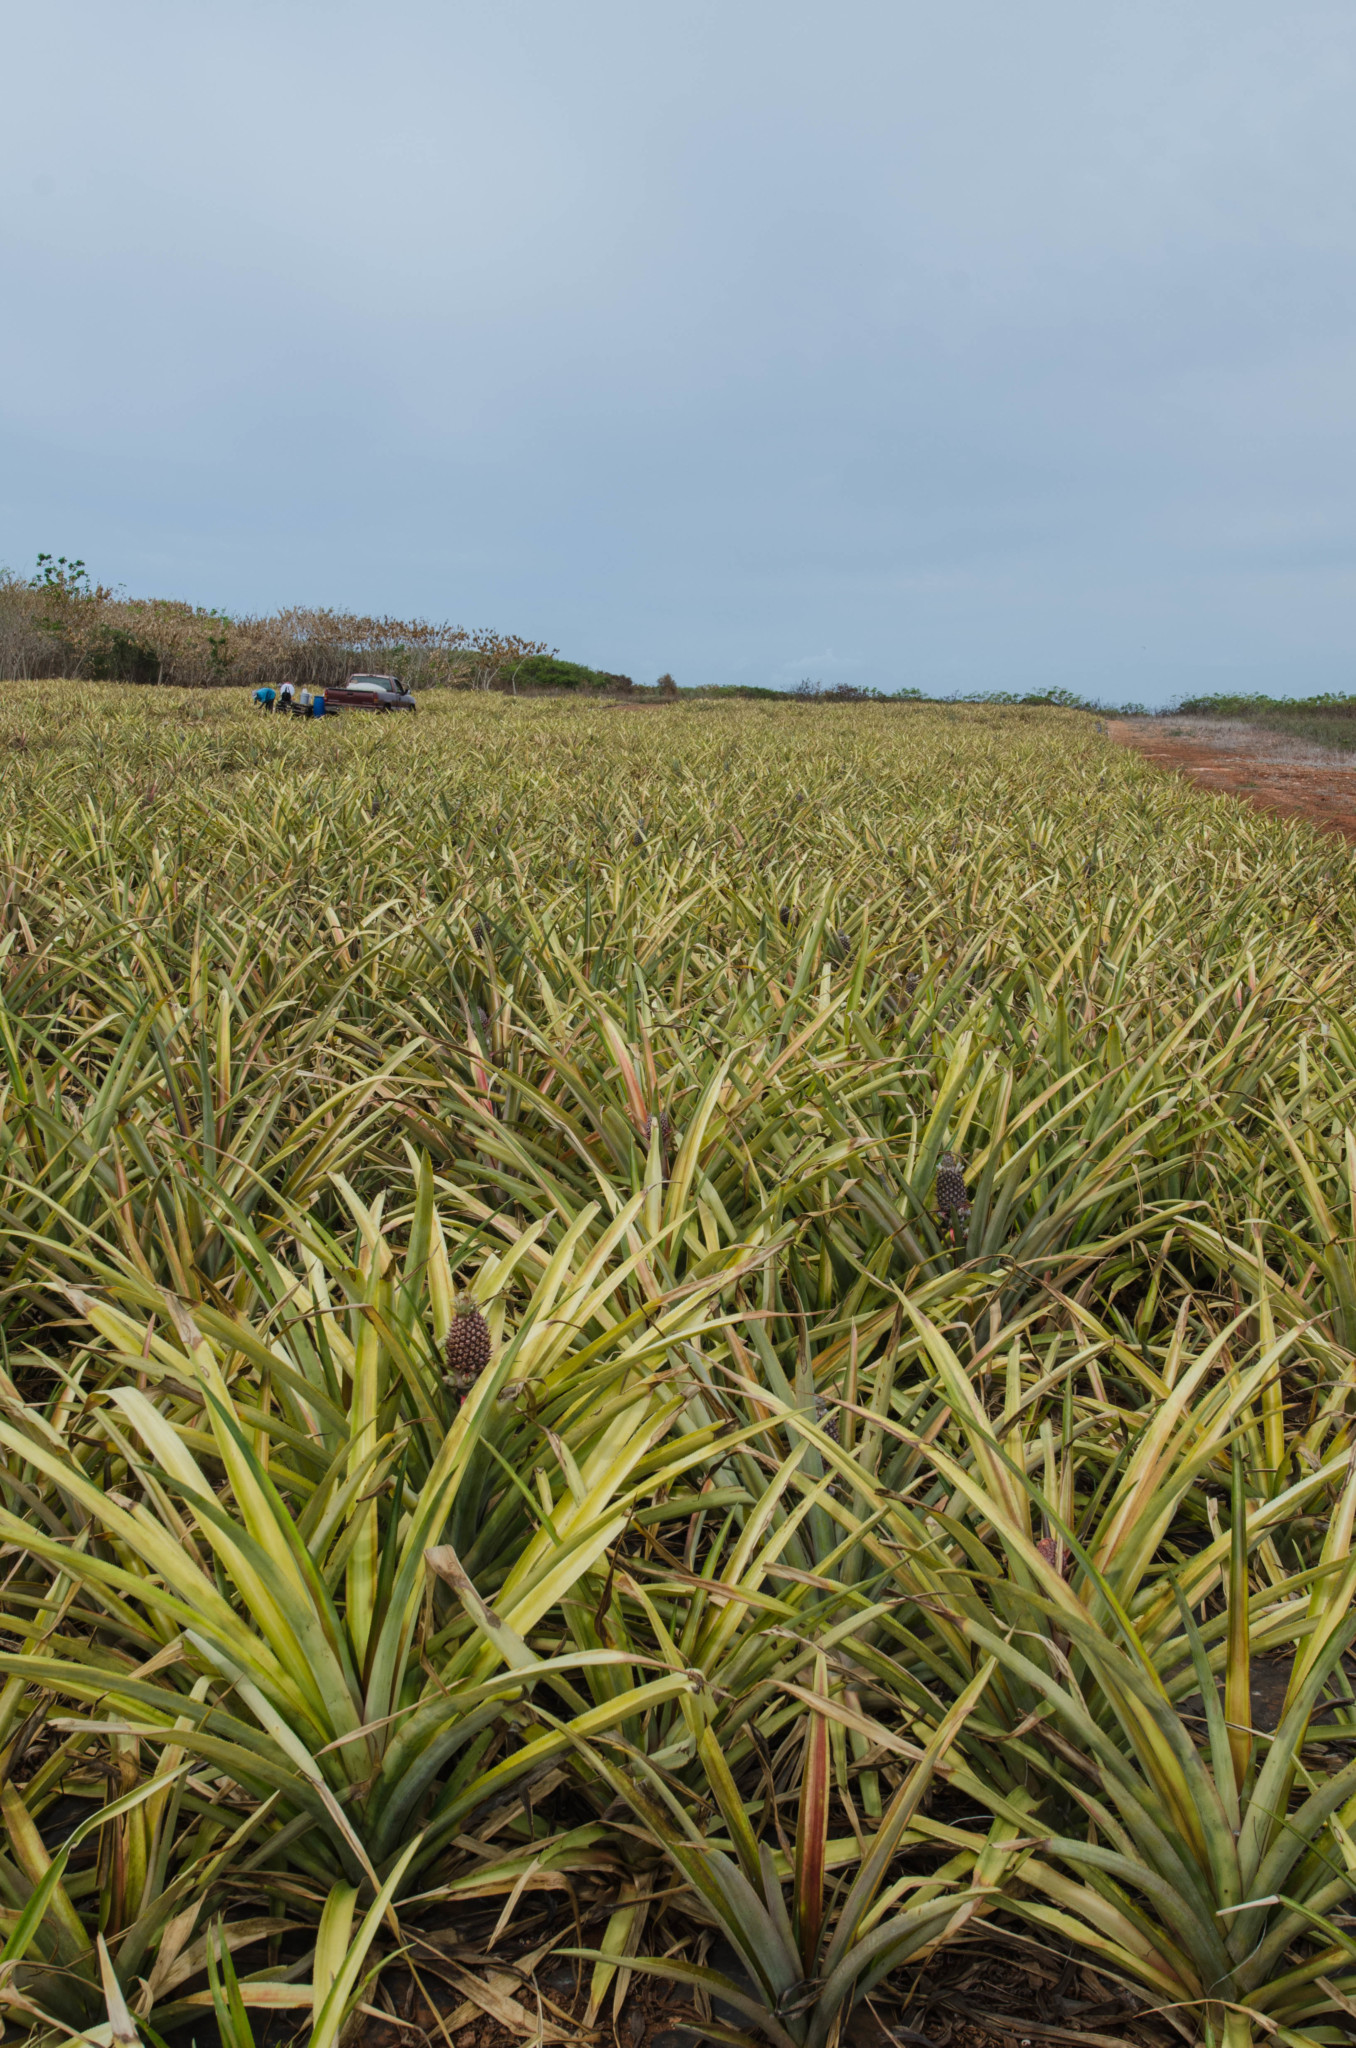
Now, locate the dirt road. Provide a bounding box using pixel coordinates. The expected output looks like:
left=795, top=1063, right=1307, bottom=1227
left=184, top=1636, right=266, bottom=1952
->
left=1110, top=716, right=1356, bottom=843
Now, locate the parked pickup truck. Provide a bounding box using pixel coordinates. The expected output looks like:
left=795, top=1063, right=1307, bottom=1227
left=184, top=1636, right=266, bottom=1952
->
left=324, top=674, right=417, bottom=713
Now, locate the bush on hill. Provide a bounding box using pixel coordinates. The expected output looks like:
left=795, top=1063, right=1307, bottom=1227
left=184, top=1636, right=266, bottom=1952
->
left=505, top=654, right=635, bottom=692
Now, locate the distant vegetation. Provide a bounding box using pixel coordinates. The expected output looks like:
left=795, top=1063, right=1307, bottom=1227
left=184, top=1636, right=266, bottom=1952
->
left=1171, top=689, right=1356, bottom=750
left=0, top=559, right=801, bottom=699
left=2, top=558, right=1172, bottom=707
left=0, top=554, right=552, bottom=693
left=792, top=679, right=1150, bottom=711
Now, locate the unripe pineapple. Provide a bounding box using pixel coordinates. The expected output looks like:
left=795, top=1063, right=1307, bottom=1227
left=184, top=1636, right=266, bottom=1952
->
left=643, top=1109, right=674, bottom=1154
left=935, top=1152, right=969, bottom=1216
left=444, top=1297, right=491, bottom=1390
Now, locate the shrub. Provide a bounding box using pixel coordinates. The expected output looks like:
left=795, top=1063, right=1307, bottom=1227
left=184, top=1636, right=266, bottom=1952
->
left=502, top=654, right=633, bottom=693
left=1168, top=690, right=1356, bottom=750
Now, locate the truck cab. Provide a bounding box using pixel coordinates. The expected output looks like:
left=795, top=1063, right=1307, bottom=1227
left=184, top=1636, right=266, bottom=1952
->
left=324, top=674, right=417, bottom=712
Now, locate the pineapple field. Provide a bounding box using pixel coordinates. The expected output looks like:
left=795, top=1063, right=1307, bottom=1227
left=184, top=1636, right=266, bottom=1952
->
left=3, top=681, right=1356, bottom=2048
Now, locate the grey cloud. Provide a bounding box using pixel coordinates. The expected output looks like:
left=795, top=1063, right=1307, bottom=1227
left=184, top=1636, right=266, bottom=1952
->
left=2, top=0, right=1354, bottom=702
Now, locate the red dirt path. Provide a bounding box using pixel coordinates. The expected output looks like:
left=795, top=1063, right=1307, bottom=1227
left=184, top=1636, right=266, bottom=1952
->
left=1109, top=717, right=1356, bottom=843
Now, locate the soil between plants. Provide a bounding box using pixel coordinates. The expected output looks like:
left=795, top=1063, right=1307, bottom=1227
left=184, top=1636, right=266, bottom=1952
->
left=350, top=1936, right=1175, bottom=2048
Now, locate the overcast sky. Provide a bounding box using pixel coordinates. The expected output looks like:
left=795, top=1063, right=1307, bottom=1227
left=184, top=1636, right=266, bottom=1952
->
left=3, top=2, right=1354, bottom=702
